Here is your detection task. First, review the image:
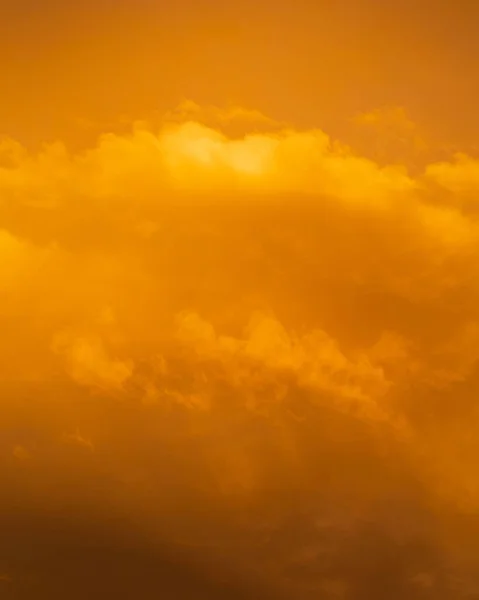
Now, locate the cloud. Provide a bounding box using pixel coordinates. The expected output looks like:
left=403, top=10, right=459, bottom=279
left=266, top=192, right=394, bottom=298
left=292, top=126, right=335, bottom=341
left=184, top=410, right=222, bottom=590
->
left=61, top=429, right=94, bottom=451
left=52, top=331, right=133, bottom=392
left=175, top=311, right=390, bottom=421
left=352, top=106, right=429, bottom=166
left=165, top=99, right=285, bottom=129
left=426, top=153, right=479, bottom=195
left=2, top=102, right=479, bottom=597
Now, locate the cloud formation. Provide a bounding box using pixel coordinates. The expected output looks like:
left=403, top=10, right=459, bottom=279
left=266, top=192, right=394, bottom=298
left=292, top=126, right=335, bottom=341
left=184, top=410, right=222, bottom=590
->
left=1, top=104, right=479, bottom=598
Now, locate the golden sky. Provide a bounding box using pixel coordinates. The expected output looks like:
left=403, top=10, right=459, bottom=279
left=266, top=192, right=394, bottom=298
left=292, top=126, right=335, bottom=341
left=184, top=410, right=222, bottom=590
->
left=2, top=0, right=479, bottom=149
left=2, top=1, right=479, bottom=599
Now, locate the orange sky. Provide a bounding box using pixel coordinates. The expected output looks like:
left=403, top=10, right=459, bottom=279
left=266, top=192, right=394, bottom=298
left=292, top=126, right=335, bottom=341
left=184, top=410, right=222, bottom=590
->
left=2, top=2, right=479, bottom=599
left=2, top=0, right=479, bottom=149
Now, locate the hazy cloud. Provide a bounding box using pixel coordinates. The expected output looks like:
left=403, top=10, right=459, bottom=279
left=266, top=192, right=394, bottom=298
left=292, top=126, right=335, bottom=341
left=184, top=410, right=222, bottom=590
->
left=1, top=103, right=479, bottom=598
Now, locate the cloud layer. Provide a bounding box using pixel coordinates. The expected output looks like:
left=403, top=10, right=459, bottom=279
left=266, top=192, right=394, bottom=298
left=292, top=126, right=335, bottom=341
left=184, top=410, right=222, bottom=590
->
left=1, top=104, right=479, bottom=598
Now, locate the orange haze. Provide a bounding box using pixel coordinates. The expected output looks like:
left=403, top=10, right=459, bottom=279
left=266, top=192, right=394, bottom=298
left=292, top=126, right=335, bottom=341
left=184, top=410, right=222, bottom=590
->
left=2, top=2, right=479, bottom=599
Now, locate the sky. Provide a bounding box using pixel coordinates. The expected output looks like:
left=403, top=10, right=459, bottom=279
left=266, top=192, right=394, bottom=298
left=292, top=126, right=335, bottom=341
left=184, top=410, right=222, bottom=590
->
left=2, top=0, right=479, bottom=149
left=2, top=1, right=479, bottom=599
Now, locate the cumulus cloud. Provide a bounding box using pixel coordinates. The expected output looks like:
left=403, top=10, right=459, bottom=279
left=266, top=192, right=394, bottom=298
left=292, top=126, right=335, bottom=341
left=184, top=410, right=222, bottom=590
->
left=2, top=103, right=479, bottom=598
